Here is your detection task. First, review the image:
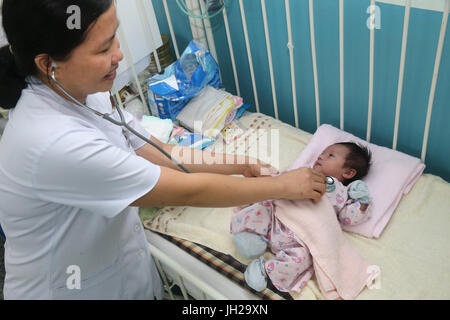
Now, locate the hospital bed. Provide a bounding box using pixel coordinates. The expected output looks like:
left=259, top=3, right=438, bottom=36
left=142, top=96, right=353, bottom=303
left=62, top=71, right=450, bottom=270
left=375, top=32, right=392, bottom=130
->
left=137, top=0, right=450, bottom=300
left=140, top=112, right=450, bottom=300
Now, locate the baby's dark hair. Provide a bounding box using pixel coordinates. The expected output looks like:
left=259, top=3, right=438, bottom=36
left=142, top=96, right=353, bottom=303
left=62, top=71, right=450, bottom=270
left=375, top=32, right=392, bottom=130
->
left=335, top=142, right=372, bottom=185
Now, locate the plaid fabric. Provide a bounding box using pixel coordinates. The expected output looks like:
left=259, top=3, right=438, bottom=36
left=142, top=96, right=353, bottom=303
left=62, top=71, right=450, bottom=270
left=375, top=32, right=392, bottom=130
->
left=155, top=232, right=292, bottom=300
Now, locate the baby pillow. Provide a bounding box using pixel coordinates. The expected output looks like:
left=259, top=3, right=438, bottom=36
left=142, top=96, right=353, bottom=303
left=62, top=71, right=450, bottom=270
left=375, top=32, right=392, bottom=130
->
left=288, top=124, right=425, bottom=238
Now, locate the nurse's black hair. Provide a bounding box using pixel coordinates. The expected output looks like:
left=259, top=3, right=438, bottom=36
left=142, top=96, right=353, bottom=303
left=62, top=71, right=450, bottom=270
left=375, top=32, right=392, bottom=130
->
left=0, top=0, right=113, bottom=109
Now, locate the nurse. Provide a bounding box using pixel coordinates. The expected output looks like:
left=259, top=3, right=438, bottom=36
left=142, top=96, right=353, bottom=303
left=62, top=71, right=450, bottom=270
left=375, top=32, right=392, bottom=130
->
left=0, top=0, right=326, bottom=299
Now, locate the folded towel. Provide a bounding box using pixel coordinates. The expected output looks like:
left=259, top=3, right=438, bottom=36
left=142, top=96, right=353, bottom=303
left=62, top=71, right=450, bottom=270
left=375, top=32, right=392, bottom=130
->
left=273, top=197, right=379, bottom=300
left=288, top=124, right=425, bottom=238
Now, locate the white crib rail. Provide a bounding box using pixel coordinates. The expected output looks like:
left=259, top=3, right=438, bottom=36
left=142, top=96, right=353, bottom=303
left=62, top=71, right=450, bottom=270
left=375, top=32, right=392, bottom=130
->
left=286, top=0, right=299, bottom=128
left=308, top=0, right=321, bottom=130
left=163, top=0, right=180, bottom=59
left=148, top=242, right=228, bottom=300
left=366, top=0, right=375, bottom=142
left=421, top=0, right=449, bottom=162
left=238, top=0, right=260, bottom=113
left=392, top=0, right=411, bottom=150
left=261, top=0, right=279, bottom=120
left=223, top=6, right=241, bottom=97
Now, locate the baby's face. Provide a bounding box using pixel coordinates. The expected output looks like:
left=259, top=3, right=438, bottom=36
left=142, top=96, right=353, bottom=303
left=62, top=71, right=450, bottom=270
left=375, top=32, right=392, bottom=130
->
left=313, top=144, right=350, bottom=181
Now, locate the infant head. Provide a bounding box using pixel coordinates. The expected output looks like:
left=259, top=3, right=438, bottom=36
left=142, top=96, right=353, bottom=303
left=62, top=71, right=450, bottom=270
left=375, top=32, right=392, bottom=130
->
left=313, top=142, right=372, bottom=185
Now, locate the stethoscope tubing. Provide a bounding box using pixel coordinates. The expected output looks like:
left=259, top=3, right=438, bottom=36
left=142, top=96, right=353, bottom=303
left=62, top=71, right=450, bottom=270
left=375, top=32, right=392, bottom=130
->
left=51, top=70, right=191, bottom=173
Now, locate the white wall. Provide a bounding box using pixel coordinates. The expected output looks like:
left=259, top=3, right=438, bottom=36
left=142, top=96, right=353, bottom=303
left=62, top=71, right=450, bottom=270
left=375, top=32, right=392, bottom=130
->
left=114, top=0, right=162, bottom=90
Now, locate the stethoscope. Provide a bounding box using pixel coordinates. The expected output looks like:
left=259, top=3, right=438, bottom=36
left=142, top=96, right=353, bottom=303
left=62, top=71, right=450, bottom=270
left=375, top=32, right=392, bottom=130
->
left=50, top=65, right=339, bottom=185
left=50, top=64, right=190, bottom=173
left=325, top=176, right=335, bottom=192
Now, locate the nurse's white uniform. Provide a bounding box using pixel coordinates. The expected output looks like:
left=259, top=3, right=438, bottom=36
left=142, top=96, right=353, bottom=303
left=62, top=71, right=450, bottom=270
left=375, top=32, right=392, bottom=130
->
left=0, top=77, right=163, bottom=299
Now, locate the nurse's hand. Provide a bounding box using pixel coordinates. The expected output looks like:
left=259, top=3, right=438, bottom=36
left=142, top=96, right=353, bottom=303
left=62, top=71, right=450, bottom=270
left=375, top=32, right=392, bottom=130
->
left=275, top=168, right=326, bottom=203
left=242, top=158, right=279, bottom=177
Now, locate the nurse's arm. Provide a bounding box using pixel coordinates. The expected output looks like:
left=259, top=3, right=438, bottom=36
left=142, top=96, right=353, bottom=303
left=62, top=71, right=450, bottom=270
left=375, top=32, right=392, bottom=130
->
left=130, top=166, right=326, bottom=208
left=135, top=136, right=254, bottom=175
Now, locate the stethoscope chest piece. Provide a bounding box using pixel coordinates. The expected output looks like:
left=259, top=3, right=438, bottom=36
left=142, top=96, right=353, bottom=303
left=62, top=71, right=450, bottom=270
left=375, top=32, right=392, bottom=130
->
left=326, top=176, right=336, bottom=192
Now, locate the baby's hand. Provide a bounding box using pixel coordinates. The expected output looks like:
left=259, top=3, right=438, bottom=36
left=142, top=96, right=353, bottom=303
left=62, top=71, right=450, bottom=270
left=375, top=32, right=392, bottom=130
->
left=348, top=180, right=371, bottom=204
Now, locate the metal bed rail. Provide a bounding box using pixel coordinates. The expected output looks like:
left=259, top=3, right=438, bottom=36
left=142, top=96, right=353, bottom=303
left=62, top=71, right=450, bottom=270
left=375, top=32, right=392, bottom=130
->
left=148, top=242, right=228, bottom=300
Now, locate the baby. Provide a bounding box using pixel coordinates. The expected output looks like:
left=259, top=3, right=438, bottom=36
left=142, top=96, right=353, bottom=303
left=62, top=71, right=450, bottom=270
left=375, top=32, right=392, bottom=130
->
left=230, top=142, right=373, bottom=293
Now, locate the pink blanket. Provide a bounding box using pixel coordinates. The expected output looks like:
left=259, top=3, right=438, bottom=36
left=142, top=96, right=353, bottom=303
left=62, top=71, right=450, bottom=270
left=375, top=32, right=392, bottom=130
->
left=288, top=124, right=425, bottom=238
left=274, top=197, right=379, bottom=300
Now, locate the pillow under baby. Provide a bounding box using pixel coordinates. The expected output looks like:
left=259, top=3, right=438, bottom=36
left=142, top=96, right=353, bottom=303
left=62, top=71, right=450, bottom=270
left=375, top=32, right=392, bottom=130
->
left=288, top=124, right=425, bottom=238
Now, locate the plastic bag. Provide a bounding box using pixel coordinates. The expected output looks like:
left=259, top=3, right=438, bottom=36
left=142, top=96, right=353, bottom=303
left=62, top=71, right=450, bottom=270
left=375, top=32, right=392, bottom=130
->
left=174, top=132, right=215, bottom=150
left=148, top=40, right=221, bottom=120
